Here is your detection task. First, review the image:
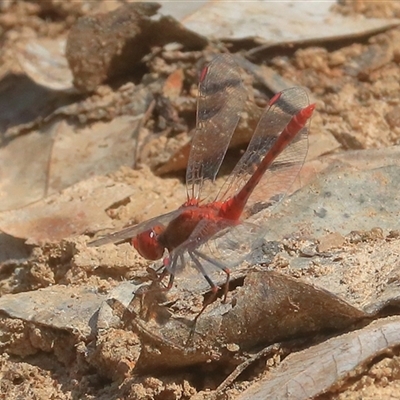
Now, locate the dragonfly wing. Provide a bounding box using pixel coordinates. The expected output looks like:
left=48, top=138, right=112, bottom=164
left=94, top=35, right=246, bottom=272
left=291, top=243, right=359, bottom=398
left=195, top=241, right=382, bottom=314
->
left=167, top=216, right=262, bottom=289
left=217, top=87, right=311, bottom=215
left=186, top=54, right=247, bottom=202
left=166, top=217, right=234, bottom=274
left=88, top=208, right=190, bottom=247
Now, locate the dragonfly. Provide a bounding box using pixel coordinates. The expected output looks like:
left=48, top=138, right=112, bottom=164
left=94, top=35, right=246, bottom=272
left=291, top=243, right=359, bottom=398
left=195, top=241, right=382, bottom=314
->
left=89, top=54, right=315, bottom=317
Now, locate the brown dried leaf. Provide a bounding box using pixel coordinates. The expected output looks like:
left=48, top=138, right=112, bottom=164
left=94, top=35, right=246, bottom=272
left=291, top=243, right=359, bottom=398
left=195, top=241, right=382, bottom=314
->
left=109, top=271, right=365, bottom=373
left=0, top=176, right=135, bottom=244
left=237, top=316, right=400, bottom=400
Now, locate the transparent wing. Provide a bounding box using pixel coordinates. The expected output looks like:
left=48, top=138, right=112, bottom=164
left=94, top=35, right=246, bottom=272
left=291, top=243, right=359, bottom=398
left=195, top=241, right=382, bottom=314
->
left=88, top=208, right=193, bottom=247
left=165, top=217, right=234, bottom=276
left=166, top=216, right=264, bottom=292
left=216, top=87, right=311, bottom=216
left=186, top=54, right=247, bottom=203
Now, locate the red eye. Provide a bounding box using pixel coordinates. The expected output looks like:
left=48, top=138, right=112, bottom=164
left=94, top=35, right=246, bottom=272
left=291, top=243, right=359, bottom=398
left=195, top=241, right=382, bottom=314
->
left=132, top=225, right=165, bottom=260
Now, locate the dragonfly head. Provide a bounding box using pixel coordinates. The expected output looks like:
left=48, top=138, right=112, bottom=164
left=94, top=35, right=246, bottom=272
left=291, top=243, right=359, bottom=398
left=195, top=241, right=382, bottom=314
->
left=132, top=224, right=165, bottom=260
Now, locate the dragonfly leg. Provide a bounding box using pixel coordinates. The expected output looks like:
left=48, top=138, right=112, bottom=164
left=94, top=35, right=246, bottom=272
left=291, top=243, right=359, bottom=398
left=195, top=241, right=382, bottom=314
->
left=165, top=271, right=175, bottom=290
left=137, top=254, right=178, bottom=309
left=158, top=252, right=179, bottom=290
left=134, top=255, right=180, bottom=321
left=192, top=249, right=231, bottom=303
left=188, top=251, right=221, bottom=324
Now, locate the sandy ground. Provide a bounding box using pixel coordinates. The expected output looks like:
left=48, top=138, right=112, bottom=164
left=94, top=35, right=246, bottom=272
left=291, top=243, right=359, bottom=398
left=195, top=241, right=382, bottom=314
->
left=1, top=1, right=400, bottom=399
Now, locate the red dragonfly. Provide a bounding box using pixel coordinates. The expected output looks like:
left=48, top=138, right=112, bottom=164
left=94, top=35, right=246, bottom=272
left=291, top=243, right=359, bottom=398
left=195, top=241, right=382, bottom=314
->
left=89, top=54, right=315, bottom=312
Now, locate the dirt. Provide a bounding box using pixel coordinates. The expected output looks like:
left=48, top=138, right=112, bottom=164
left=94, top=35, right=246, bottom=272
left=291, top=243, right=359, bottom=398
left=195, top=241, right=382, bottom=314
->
left=1, top=1, right=400, bottom=400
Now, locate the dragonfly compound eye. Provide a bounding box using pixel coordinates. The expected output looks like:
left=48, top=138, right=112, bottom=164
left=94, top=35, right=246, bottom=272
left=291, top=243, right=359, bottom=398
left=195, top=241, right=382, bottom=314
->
left=132, top=225, right=165, bottom=260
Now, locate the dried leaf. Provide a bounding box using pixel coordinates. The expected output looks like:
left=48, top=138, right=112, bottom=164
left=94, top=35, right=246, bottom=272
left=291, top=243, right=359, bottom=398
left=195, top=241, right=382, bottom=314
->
left=237, top=316, right=400, bottom=400
left=0, top=176, right=135, bottom=243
